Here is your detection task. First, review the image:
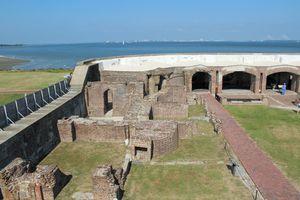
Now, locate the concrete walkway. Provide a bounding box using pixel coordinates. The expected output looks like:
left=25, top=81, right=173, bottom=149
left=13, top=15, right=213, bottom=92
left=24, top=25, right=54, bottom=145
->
left=202, top=94, right=300, bottom=200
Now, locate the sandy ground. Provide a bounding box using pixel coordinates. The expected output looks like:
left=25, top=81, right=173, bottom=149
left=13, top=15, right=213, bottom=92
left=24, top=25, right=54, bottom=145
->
left=0, top=56, right=29, bottom=70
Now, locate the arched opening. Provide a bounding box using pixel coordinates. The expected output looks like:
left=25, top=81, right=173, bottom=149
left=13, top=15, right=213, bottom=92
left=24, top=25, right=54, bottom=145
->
left=157, top=75, right=166, bottom=91
left=103, top=89, right=113, bottom=114
left=192, top=72, right=211, bottom=91
left=222, top=72, right=255, bottom=91
left=266, top=72, right=297, bottom=91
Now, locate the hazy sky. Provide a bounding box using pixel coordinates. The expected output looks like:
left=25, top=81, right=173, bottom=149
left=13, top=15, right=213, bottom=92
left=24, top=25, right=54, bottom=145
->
left=1, top=0, right=300, bottom=44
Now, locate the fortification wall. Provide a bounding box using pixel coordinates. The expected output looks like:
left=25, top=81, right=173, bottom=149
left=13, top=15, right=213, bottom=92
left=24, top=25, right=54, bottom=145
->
left=0, top=92, right=86, bottom=169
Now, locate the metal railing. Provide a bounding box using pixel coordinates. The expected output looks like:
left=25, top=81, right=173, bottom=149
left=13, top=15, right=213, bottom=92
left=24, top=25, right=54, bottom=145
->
left=0, top=79, right=70, bottom=129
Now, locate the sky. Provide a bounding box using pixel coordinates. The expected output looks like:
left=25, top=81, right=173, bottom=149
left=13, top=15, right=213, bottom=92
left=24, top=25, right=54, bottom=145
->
left=1, top=0, right=300, bottom=44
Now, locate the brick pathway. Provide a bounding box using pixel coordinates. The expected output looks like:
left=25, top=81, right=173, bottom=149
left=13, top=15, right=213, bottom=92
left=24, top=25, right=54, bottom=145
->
left=202, top=94, right=300, bottom=200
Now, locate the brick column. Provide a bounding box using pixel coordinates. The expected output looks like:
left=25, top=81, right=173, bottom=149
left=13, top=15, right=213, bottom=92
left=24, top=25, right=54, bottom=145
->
left=253, top=73, right=261, bottom=94
left=295, top=75, right=300, bottom=93
left=210, top=71, right=216, bottom=95
left=261, top=73, right=267, bottom=94
left=184, top=71, right=192, bottom=92
left=217, top=71, right=223, bottom=94
left=291, top=74, right=300, bottom=93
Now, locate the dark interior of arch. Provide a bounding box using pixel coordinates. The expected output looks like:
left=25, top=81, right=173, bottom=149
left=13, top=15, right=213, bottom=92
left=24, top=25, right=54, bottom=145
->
left=103, top=89, right=113, bottom=113
left=158, top=75, right=165, bottom=91
left=222, top=72, right=252, bottom=90
left=266, top=72, right=294, bottom=90
left=192, top=72, right=210, bottom=90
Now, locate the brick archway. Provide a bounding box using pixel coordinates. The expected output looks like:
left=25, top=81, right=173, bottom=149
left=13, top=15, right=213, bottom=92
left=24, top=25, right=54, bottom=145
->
left=192, top=72, right=211, bottom=91
left=264, top=67, right=300, bottom=93
left=222, top=71, right=257, bottom=92
left=266, top=67, right=300, bottom=76
left=185, top=68, right=215, bottom=93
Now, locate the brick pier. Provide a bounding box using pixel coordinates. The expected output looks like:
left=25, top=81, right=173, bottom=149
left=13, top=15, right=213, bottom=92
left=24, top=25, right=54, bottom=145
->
left=203, top=94, right=300, bottom=200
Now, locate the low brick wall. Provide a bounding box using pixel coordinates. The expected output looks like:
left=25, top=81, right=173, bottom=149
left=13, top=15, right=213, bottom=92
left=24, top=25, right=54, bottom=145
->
left=57, top=118, right=128, bottom=143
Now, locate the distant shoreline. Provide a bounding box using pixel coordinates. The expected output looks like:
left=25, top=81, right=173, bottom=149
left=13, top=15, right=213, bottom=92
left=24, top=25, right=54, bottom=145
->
left=0, top=56, right=29, bottom=70
left=0, top=44, right=24, bottom=47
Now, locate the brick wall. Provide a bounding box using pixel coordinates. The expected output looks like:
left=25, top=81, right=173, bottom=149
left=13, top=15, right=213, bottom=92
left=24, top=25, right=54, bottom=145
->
left=152, top=102, right=188, bottom=120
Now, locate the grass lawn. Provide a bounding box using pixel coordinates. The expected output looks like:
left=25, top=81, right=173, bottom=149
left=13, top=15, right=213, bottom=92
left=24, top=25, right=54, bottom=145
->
left=0, top=70, right=71, bottom=90
left=157, top=123, right=225, bottom=162
left=225, top=105, right=300, bottom=189
left=124, top=164, right=252, bottom=200
left=41, top=141, right=126, bottom=200
left=0, top=94, right=24, bottom=105
left=0, top=70, right=72, bottom=106
left=124, top=105, right=252, bottom=199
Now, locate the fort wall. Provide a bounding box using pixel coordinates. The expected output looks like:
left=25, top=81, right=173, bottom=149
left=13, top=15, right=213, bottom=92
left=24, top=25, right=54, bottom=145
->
left=0, top=92, right=86, bottom=169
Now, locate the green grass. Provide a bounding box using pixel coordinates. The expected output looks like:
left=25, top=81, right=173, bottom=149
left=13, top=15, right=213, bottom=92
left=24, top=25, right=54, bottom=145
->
left=0, top=70, right=71, bottom=90
left=40, top=141, right=126, bottom=200
left=124, top=164, right=251, bottom=200
left=188, top=104, right=206, bottom=117
left=158, top=123, right=224, bottom=162
left=225, top=105, right=300, bottom=189
left=124, top=112, right=252, bottom=199
left=0, top=70, right=72, bottom=106
left=0, top=94, right=23, bottom=105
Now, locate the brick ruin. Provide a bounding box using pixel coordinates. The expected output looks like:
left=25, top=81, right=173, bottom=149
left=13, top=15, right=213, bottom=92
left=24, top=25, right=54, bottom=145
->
left=0, top=158, right=69, bottom=200
left=92, top=165, right=125, bottom=200
left=1, top=54, right=299, bottom=199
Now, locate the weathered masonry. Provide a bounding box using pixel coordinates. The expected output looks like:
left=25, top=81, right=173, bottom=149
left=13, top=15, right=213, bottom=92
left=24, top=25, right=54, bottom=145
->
left=85, top=54, right=300, bottom=105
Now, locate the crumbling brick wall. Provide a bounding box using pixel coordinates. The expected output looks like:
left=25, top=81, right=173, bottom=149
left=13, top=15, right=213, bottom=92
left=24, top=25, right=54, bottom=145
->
left=0, top=158, right=69, bottom=200
left=57, top=117, right=129, bottom=143
left=131, top=121, right=179, bottom=161
left=152, top=102, right=188, bottom=120
left=85, top=81, right=145, bottom=117
left=157, top=85, right=187, bottom=103
left=92, top=165, right=123, bottom=200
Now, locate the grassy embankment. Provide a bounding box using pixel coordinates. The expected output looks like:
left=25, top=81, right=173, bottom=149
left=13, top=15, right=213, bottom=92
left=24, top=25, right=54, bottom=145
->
left=0, top=69, right=72, bottom=105
left=124, top=105, right=252, bottom=200
left=41, top=142, right=126, bottom=200
left=225, top=105, right=300, bottom=189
